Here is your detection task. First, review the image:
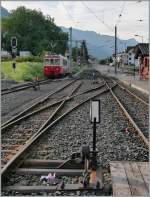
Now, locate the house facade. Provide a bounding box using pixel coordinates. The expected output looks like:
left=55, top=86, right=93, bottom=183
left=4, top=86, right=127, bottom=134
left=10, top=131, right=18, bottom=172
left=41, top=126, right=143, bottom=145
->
left=134, top=43, right=149, bottom=62
left=112, top=43, right=149, bottom=70
left=126, top=46, right=135, bottom=66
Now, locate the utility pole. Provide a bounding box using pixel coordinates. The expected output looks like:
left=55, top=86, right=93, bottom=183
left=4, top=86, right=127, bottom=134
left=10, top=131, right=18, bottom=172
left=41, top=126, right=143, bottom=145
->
left=69, top=27, right=72, bottom=67
left=75, top=40, right=78, bottom=62
left=82, top=40, right=85, bottom=63
left=115, top=25, right=117, bottom=74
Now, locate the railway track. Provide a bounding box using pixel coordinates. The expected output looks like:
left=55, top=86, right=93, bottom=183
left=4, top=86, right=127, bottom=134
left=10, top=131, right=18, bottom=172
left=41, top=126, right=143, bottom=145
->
left=1, top=79, right=50, bottom=95
left=2, top=79, right=77, bottom=127
left=107, top=80, right=149, bottom=146
left=2, top=81, right=113, bottom=195
left=1, top=78, right=107, bottom=168
left=1, top=80, right=81, bottom=166
left=1, top=69, right=149, bottom=196
left=1, top=78, right=74, bottom=96
left=2, top=78, right=79, bottom=124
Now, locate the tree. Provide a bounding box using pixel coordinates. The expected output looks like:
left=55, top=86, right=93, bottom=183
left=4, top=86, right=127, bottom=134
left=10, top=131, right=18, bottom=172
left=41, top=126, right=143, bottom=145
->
left=2, top=6, right=68, bottom=56
left=72, top=47, right=81, bottom=62
left=80, top=40, right=89, bottom=64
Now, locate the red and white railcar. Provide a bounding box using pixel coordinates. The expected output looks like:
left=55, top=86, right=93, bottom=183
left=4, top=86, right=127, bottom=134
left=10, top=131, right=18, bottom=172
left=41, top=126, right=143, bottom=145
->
left=43, top=54, right=70, bottom=77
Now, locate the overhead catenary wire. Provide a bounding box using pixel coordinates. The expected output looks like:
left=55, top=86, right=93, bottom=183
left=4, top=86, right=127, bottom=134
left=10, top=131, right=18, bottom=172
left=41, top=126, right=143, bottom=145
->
left=82, top=1, right=114, bottom=32
left=61, top=1, right=141, bottom=44
left=61, top=1, right=80, bottom=29
left=116, top=1, right=126, bottom=26
left=81, top=1, right=117, bottom=49
left=58, top=2, right=115, bottom=51
left=59, top=1, right=146, bottom=55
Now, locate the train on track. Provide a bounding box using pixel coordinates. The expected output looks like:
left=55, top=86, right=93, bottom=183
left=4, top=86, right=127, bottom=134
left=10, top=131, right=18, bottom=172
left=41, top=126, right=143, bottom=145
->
left=43, top=53, right=71, bottom=78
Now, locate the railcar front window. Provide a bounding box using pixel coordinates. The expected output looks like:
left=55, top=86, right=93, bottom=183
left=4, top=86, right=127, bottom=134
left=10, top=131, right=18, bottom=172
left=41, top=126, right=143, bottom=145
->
left=55, top=59, right=60, bottom=65
left=50, top=59, right=55, bottom=65
left=44, top=59, right=50, bottom=65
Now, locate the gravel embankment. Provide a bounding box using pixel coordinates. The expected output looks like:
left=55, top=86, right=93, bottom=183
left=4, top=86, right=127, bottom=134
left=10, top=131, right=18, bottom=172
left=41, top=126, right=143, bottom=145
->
left=1, top=80, right=72, bottom=124
left=2, top=69, right=149, bottom=196
left=114, top=78, right=148, bottom=103
left=4, top=90, right=148, bottom=196
left=28, top=91, right=148, bottom=163
left=113, top=85, right=149, bottom=139
left=1, top=79, right=18, bottom=90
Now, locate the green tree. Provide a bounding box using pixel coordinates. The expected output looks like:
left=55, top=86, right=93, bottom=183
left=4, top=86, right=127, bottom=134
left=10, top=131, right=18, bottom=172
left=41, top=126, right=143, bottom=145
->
left=80, top=40, right=89, bottom=64
left=2, top=6, right=68, bottom=56
left=72, top=47, right=81, bottom=62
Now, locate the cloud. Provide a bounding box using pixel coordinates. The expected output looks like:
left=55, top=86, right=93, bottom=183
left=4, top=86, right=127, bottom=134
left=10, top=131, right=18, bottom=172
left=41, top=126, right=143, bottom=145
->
left=1, top=1, right=148, bottom=42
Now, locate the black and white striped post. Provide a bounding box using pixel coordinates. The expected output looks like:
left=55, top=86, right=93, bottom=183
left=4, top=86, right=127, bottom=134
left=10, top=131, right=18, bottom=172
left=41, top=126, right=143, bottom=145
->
left=90, top=100, right=100, bottom=168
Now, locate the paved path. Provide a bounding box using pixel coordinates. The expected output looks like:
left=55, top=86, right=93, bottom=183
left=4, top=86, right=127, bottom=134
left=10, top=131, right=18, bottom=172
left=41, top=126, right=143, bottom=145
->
left=94, top=64, right=149, bottom=95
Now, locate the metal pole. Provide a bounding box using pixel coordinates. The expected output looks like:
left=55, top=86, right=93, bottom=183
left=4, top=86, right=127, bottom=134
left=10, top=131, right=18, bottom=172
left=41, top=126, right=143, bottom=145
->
left=76, top=40, right=78, bottom=62
left=93, top=117, right=97, bottom=167
left=134, top=63, right=136, bottom=79
left=141, top=36, right=143, bottom=43
left=93, top=117, right=96, bottom=152
left=69, top=27, right=72, bottom=67
left=115, top=25, right=117, bottom=74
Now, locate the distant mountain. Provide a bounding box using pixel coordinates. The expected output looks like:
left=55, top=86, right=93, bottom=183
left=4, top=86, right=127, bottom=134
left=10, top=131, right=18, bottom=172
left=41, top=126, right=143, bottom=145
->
left=1, top=6, right=10, bottom=18
left=61, top=26, right=138, bottom=59
left=1, top=7, right=138, bottom=59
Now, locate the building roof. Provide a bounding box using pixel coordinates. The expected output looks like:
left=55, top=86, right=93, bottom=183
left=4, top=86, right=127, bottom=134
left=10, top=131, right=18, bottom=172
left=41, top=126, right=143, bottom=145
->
left=137, top=43, right=149, bottom=55
left=134, top=43, right=149, bottom=58
left=126, top=46, right=135, bottom=52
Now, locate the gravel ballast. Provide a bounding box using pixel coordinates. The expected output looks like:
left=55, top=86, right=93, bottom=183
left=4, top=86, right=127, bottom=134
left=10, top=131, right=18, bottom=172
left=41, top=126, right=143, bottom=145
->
left=2, top=69, right=149, bottom=196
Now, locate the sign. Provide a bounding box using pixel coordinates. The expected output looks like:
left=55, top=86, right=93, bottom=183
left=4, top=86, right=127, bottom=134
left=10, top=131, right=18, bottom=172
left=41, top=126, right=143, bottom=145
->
left=11, top=37, right=17, bottom=48
left=90, top=100, right=100, bottom=123
left=12, top=48, right=17, bottom=53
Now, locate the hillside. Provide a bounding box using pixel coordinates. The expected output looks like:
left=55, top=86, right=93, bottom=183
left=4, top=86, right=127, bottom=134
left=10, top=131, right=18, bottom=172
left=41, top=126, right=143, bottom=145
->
left=61, top=27, right=138, bottom=59
left=1, top=6, right=138, bottom=59
left=1, top=6, right=10, bottom=18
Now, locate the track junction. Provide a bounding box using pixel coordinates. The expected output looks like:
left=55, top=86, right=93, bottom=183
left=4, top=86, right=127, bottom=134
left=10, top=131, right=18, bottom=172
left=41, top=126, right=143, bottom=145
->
left=1, top=69, right=149, bottom=196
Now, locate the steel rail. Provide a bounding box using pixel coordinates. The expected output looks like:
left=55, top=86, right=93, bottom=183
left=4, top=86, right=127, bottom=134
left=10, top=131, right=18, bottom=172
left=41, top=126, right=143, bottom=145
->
left=31, top=81, right=82, bottom=136
left=106, top=82, right=149, bottom=148
left=1, top=77, right=76, bottom=95
left=2, top=85, right=36, bottom=95
left=1, top=79, right=52, bottom=95
left=1, top=84, right=115, bottom=179
left=1, top=79, right=77, bottom=127
left=1, top=82, right=82, bottom=169
left=113, top=80, right=149, bottom=106
left=2, top=82, right=106, bottom=130
left=21, top=159, right=83, bottom=169
left=13, top=168, right=84, bottom=176
left=2, top=79, right=51, bottom=91
left=3, top=184, right=104, bottom=193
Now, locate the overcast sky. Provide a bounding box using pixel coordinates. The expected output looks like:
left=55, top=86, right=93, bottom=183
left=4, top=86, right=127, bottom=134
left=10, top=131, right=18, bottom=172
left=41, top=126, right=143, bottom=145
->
left=2, top=1, right=149, bottom=42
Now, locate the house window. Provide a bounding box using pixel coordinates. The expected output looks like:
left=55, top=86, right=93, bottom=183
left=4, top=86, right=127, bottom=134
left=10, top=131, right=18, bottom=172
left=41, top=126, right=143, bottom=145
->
left=129, top=58, right=131, bottom=60
left=129, top=53, right=131, bottom=55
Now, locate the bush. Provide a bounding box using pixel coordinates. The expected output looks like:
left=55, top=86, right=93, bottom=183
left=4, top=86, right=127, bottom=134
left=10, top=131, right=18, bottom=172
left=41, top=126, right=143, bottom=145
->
left=1, top=61, right=45, bottom=82
left=72, top=63, right=87, bottom=75
left=72, top=65, right=81, bottom=74
left=23, top=74, right=34, bottom=81
left=15, top=56, right=43, bottom=62
left=1, top=56, right=12, bottom=61
left=29, top=62, right=45, bottom=79
left=99, top=59, right=107, bottom=64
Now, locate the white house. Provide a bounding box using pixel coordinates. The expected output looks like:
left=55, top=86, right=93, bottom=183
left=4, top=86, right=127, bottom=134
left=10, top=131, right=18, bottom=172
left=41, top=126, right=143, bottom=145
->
left=115, top=52, right=128, bottom=67
left=126, top=46, right=135, bottom=66
left=122, top=52, right=128, bottom=65
left=20, top=51, right=31, bottom=57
